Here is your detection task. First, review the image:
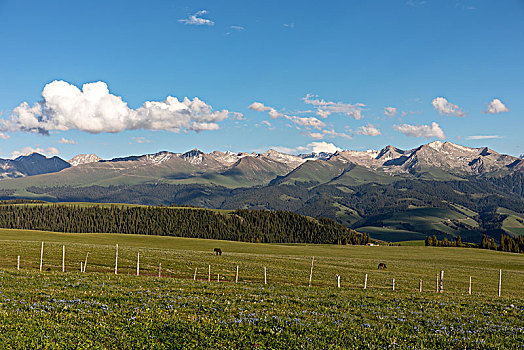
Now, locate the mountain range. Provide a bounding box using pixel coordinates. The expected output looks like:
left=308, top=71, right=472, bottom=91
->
left=1, top=141, right=523, bottom=243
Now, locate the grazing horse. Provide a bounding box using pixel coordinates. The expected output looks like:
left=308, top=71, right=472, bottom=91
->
left=214, top=248, right=222, bottom=256
left=378, top=263, right=387, bottom=269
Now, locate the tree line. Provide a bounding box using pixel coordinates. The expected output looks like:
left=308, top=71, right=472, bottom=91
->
left=0, top=203, right=369, bottom=245
left=426, top=234, right=524, bottom=254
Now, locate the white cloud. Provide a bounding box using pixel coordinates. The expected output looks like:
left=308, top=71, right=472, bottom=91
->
left=356, top=124, right=381, bottom=136
left=307, top=141, right=342, bottom=154
left=283, top=23, right=295, bottom=29
left=264, top=142, right=342, bottom=155
left=302, top=94, right=365, bottom=120
left=58, top=137, right=76, bottom=144
left=406, top=0, right=427, bottom=7
left=322, top=129, right=352, bottom=139
left=3, top=80, right=239, bottom=135
left=484, top=99, right=508, bottom=114
left=11, top=146, right=59, bottom=159
left=178, top=10, right=215, bottom=26
left=306, top=132, right=324, bottom=139
left=131, top=136, right=151, bottom=144
left=466, top=135, right=504, bottom=140
left=284, top=115, right=325, bottom=130
left=0, top=132, right=10, bottom=140
left=249, top=101, right=325, bottom=129
left=260, top=120, right=272, bottom=127
left=431, top=97, right=465, bottom=117
left=248, top=102, right=283, bottom=119
left=230, top=26, right=245, bottom=31
left=393, top=122, right=446, bottom=139
left=384, top=107, right=397, bottom=117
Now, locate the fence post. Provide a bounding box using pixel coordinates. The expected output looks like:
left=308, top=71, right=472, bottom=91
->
left=217, top=273, right=220, bottom=283
left=208, top=265, right=211, bottom=282
left=158, top=263, right=162, bottom=278
left=392, top=278, right=395, bottom=291
left=436, top=273, right=439, bottom=293
left=17, top=256, right=20, bottom=271
left=308, top=257, right=314, bottom=287
left=39, top=241, right=44, bottom=272
left=62, top=245, right=65, bottom=273
left=80, top=261, right=83, bottom=272
left=236, top=266, right=239, bottom=283
left=136, top=252, right=140, bottom=276
left=115, top=244, right=119, bottom=275
left=364, top=274, right=368, bottom=289
left=264, top=267, right=267, bottom=285
left=498, top=269, right=502, bottom=297
left=336, top=274, right=341, bottom=288
left=83, top=253, right=89, bottom=273
left=419, top=279, right=423, bottom=293
left=468, top=276, right=472, bottom=295
left=194, top=267, right=198, bottom=281
left=439, top=270, right=444, bottom=293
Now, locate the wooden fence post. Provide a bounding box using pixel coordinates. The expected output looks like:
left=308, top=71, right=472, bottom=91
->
left=194, top=267, right=198, bottom=281
left=498, top=269, right=502, bottom=297
left=436, top=273, right=439, bottom=293
left=439, top=270, right=444, bottom=293
left=235, top=266, right=239, bottom=283
left=158, top=263, right=162, bottom=278
left=115, top=244, right=119, bottom=275
left=136, top=252, right=140, bottom=276
left=364, top=274, right=368, bottom=289
left=62, top=245, right=65, bottom=273
left=83, top=253, right=89, bottom=273
left=208, top=265, right=211, bottom=282
left=39, top=241, right=44, bottom=272
left=392, top=278, right=395, bottom=291
left=217, top=273, right=220, bottom=283
left=308, top=257, right=314, bottom=287
left=336, top=274, right=341, bottom=288
left=80, top=261, right=83, bottom=272
left=419, top=279, right=423, bottom=293
left=468, top=276, right=472, bottom=295
left=264, top=267, right=267, bottom=285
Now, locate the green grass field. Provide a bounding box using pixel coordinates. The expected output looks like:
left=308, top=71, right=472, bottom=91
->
left=0, top=228, right=523, bottom=348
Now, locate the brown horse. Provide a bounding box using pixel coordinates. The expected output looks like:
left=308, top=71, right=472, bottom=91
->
left=378, top=263, right=387, bottom=269
left=214, top=248, right=222, bottom=256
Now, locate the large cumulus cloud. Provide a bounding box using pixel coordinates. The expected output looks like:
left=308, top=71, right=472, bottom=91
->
left=3, top=80, right=240, bottom=135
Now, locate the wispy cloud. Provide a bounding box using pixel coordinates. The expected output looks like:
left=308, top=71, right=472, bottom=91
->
left=393, top=122, right=446, bottom=139
left=406, top=0, right=427, bottom=7
left=303, top=94, right=365, bottom=120
left=249, top=101, right=325, bottom=129
left=483, top=99, right=509, bottom=114
left=356, top=124, right=381, bottom=136
left=283, top=22, right=295, bottom=29
left=230, top=25, right=245, bottom=31
left=57, top=137, right=77, bottom=144
left=432, top=97, right=465, bottom=117
left=305, top=132, right=324, bottom=139
left=322, top=129, right=352, bottom=139
left=466, top=135, right=504, bottom=140
left=178, top=10, right=215, bottom=26
left=131, top=136, right=151, bottom=144
left=384, top=107, right=397, bottom=118
left=0, top=132, right=10, bottom=140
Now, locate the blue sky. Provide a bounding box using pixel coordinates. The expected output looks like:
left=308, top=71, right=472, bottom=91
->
left=0, top=0, right=522, bottom=159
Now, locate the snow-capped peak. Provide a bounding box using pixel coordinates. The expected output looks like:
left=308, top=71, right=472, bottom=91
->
left=68, top=154, right=102, bottom=167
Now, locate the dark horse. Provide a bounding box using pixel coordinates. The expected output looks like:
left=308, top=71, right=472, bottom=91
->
left=214, top=248, right=222, bottom=256
left=378, top=263, right=387, bottom=269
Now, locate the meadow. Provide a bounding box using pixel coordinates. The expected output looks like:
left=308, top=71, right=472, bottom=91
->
left=0, top=228, right=523, bottom=348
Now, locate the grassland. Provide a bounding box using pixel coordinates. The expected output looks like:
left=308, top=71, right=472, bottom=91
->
left=0, top=228, right=523, bottom=348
